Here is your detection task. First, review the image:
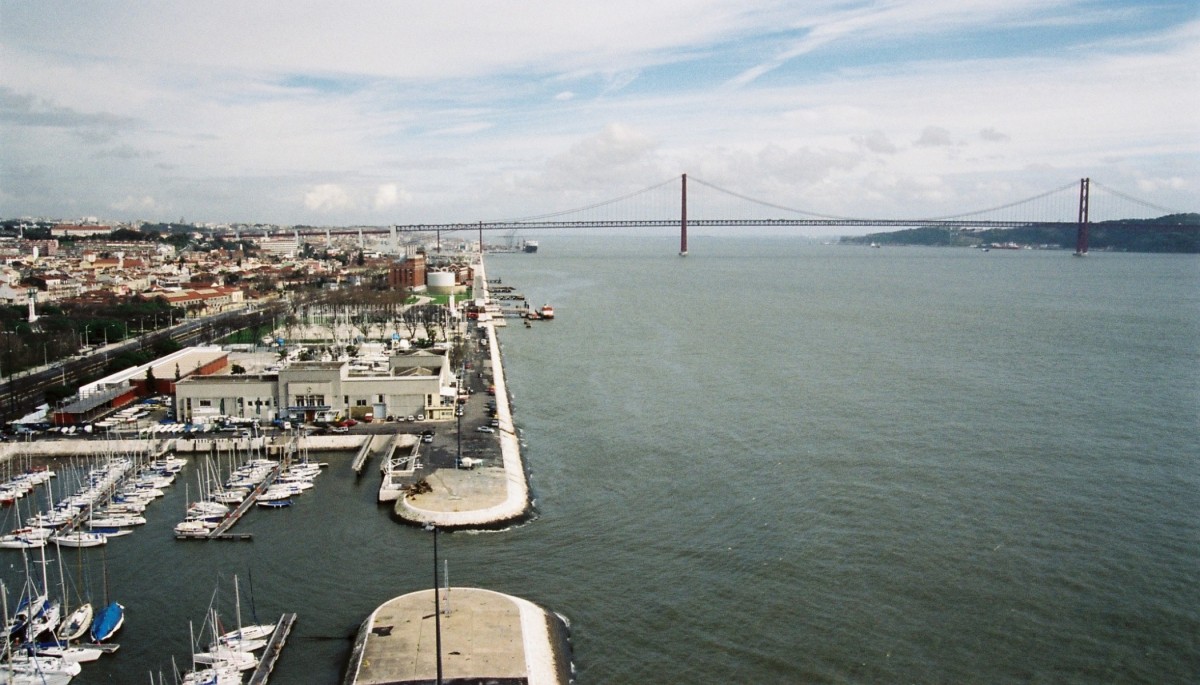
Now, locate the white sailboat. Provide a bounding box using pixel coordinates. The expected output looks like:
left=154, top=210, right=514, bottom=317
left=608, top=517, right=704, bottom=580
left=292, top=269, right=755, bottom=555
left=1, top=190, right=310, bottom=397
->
left=0, top=580, right=81, bottom=685
left=56, top=603, right=93, bottom=642
left=215, top=576, right=272, bottom=650
left=54, top=537, right=93, bottom=642
left=49, top=530, right=107, bottom=548
left=0, top=651, right=82, bottom=684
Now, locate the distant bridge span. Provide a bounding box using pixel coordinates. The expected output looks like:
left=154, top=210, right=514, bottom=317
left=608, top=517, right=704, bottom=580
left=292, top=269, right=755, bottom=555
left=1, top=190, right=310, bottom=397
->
left=238, top=177, right=1193, bottom=255
left=379, top=218, right=1078, bottom=232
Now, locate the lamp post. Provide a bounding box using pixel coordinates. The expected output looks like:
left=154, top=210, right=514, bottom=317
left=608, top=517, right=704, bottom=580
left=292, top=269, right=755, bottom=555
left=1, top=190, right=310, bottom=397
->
left=424, top=524, right=444, bottom=685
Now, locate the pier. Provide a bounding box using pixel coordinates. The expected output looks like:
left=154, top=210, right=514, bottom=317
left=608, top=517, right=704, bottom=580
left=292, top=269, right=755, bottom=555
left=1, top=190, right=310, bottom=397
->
left=342, top=588, right=569, bottom=685
left=352, top=434, right=393, bottom=475
left=207, top=461, right=281, bottom=538
left=247, top=613, right=298, bottom=685
left=174, top=462, right=281, bottom=541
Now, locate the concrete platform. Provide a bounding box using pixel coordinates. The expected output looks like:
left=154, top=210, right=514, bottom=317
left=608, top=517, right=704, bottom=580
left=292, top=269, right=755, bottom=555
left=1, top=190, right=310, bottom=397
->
left=342, top=587, right=570, bottom=685
left=394, top=312, right=530, bottom=529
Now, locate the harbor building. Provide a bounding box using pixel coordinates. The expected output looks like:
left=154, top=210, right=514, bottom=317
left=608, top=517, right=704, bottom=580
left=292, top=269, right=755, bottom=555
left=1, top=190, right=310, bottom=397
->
left=174, top=351, right=458, bottom=424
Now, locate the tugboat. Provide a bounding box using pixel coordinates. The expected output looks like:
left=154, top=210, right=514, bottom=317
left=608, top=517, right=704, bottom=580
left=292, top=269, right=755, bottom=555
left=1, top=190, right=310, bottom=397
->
left=523, top=240, right=539, bottom=253
left=539, top=304, right=554, bottom=320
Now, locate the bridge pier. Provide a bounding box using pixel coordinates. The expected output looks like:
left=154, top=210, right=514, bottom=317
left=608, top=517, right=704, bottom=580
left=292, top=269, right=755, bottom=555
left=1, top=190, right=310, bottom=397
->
left=680, top=173, right=688, bottom=256
left=1074, top=177, right=1090, bottom=256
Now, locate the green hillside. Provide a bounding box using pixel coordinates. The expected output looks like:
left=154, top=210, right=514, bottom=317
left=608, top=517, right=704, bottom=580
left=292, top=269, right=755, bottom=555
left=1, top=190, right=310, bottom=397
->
left=841, top=214, right=1200, bottom=253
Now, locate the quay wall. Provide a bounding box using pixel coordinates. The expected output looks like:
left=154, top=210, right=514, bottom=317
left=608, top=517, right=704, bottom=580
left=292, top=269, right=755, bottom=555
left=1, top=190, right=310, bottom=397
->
left=0, top=434, right=369, bottom=462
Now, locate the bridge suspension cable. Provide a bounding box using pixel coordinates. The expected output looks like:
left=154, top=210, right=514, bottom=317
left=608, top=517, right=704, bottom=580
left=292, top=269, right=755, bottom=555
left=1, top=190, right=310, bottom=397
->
left=688, top=176, right=859, bottom=221
left=689, top=175, right=1085, bottom=223
left=920, top=181, right=1079, bottom=221
left=1090, top=181, right=1186, bottom=216
left=498, top=177, right=679, bottom=223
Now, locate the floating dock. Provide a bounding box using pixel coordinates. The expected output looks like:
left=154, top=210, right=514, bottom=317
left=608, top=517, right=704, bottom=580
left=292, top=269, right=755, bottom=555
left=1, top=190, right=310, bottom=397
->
left=246, top=612, right=297, bottom=685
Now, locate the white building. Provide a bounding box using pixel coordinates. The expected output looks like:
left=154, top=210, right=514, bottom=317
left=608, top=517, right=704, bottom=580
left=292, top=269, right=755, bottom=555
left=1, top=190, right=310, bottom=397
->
left=174, top=351, right=457, bottom=424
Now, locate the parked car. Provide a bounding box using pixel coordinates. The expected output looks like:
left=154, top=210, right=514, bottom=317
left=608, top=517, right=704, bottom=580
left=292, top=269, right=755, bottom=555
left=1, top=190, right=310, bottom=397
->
left=475, top=426, right=495, bottom=433
left=330, top=425, right=349, bottom=433
left=422, top=434, right=434, bottom=444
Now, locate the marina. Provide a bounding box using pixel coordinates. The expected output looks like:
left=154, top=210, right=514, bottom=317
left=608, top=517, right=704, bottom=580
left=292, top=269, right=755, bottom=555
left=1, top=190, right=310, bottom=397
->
left=0, top=256, right=547, bottom=682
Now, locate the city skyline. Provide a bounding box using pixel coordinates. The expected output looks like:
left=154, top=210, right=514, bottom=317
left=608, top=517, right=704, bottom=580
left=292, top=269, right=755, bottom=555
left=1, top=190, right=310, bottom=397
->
left=1, top=1, right=1197, bottom=226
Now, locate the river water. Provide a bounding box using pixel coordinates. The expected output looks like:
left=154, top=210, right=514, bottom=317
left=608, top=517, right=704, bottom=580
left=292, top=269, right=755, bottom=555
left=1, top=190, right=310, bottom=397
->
left=4, top=237, right=1198, bottom=683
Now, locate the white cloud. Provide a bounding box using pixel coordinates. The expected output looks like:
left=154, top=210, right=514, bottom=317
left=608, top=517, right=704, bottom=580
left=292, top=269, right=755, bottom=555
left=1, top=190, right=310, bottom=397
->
left=374, top=183, right=413, bottom=210
left=304, top=184, right=354, bottom=212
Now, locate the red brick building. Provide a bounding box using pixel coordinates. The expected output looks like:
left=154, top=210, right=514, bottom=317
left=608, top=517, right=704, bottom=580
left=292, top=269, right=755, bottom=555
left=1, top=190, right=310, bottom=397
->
left=387, top=254, right=426, bottom=291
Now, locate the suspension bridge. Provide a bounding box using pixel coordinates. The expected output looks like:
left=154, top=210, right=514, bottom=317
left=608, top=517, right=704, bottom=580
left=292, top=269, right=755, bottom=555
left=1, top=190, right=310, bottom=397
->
left=282, top=175, right=1196, bottom=255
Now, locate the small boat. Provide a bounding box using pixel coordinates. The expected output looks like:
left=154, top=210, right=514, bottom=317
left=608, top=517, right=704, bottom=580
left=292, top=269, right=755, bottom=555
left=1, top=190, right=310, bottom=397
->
left=50, top=531, right=107, bottom=548
left=0, top=651, right=82, bottom=684
left=90, top=601, right=124, bottom=642
left=175, top=520, right=212, bottom=536
left=35, top=641, right=105, bottom=663
left=4, top=593, right=49, bottom=640
left=27, top=598, right=62, bottom=641
left=86, top=515, right=146, bottom=528
left=257, top=499, right=292, bottom=508
left=193, top=646, right=258, bottom=671
left=92, top=528, right=133, bottom=539
left=0, top=535, right=47, bottom=550
left=181, top=664, right=244, bottom=684
left=57, top=602, right=93, bottom=641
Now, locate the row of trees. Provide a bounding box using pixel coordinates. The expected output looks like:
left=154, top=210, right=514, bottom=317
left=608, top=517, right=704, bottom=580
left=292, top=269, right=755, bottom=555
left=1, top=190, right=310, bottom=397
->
left=0, top=295, right=181, bottom=379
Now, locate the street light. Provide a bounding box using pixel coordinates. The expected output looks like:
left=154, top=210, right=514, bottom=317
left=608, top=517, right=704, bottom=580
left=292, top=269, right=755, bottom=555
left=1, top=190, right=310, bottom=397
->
left=424, top=523, right=444, bottom=685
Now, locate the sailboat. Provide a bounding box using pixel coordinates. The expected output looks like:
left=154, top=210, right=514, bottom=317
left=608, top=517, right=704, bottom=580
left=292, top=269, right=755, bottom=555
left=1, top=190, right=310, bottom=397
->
left=31, top=545, right=63, bottom=641
left=90, top=546, right=123, bottom=642
left=215, top=576, right=272, bottom=651
left=54, top=538, right=93, bottom=642
left=48, top=530, right=107, bottom=548
left=0, top=580, right=82, bottom=685
left=89, top=601, right=123, bottom=642
left=181, top=617, right=253, bottom=684
left=0, top=650, right=82, bottom=684
left=55, top=603, right=92, bottom=642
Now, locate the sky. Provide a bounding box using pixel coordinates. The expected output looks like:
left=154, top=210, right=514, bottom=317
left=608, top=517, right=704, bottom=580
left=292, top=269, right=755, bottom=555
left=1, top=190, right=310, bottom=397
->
left=1, top=0, right=1197, bottom=227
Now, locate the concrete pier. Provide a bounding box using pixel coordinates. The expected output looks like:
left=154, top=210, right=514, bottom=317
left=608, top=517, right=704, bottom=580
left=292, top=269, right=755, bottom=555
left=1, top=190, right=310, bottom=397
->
left=247, top=613, right=297, bottom=685
left=394, top=313, right=529, bottom=529
left=342, top=588, right=570, bottom=685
